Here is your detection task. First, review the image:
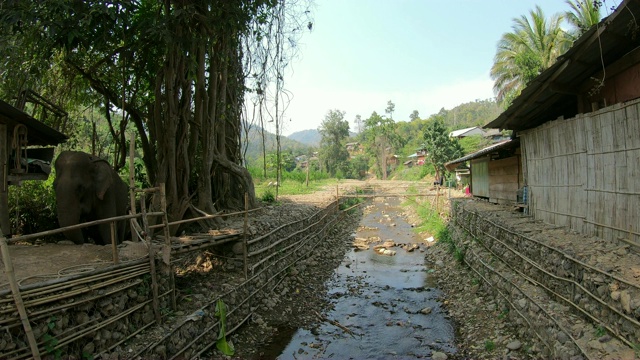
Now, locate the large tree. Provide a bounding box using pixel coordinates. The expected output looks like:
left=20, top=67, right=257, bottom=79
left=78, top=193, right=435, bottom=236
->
left=490, top=6, right=570, bottom=107
left=0, top=1, right=311, bottom=226
left=423, top=116, right=464, bottom=182
left=361, top=111, right=403, bottom=180
left=318, top=109, right=350, bottom=177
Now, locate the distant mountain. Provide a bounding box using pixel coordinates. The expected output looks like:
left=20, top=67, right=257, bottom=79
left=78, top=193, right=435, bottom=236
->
left=243, top=126, right=312, bottom=165
left=287, top=129, right=321, bottom=147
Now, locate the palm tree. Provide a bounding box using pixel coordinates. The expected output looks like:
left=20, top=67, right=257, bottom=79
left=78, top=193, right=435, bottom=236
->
left=491, top=6, right=571, bottom=107
left=565, top=0, right=602, bottom=39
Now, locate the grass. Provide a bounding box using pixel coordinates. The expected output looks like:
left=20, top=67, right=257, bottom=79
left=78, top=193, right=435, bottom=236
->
left=484, top=340, right=496, bottom=351
left=254, top=178, right=335, bottom=199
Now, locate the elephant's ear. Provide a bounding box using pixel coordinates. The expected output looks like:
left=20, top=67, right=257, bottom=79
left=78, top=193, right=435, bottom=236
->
left=94, top=161, right=114, bottom=200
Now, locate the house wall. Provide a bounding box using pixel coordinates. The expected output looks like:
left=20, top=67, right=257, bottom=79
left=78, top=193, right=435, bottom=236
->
left=471, top=157, right=489, bottom=197
left=488, top=156, right=522, bottom=204
left=521, top=99, right=640, bottom=244
left=582, top=57, right=640, bottom=112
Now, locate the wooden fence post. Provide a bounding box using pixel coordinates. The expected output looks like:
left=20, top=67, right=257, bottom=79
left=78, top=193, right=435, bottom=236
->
left=158, top=183, right=176, bottom=310
left=0, top=232, right=41, bottom=359
left=110, top=221, right=119, bottom=264
left=140, top=197, right=162, bottom=325
left=128, top=132, right=137, bottom=240
left=243, top=192, right=249, bottom=280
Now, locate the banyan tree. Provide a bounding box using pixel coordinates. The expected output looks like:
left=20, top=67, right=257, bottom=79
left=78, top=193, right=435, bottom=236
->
left=0, top=0, right=311, bottom=224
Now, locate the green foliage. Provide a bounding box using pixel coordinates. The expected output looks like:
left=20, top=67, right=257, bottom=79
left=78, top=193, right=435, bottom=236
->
left=260, top=189, right=276, bottom=203
left=8, top=178, right=59, bottom=236
left=458, top=136, right=493, bottom=155
left=484, top=340, right=496, bottom=351
left=595, top=325, right=607, bottom=337
left=491, top=6, right=571, bottom=106
left=318, top=109, right=350, bottom=177
left=215, top=299, right=235, bottom=356
left=422, top=116, right=464, bottom=180
left=44, top=317, right=62, bottom=359
left=360, top=111, right=404, bottom=180
left=498, top=308, right=510, bottom=319
left=565, top=0, right=603, bottom=39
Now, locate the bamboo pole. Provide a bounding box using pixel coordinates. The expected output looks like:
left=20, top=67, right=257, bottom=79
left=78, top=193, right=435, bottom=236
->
left=110, top=221, right=119, bottom=264
left=0, top=232, right=41, bottom=359
left=243, top=192, right=249, bottom=280
left=140, top=197, right=161, bottom=325
left=129, top=131, right=138, bottom=240
left=158, top=183, right=176, bottom=310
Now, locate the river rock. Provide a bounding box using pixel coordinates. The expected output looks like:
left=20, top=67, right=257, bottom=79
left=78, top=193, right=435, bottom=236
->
left=620, top=291, right=631, bottom=313
left=420, top=307, right=433, bottom=315
left=506, top=340, right=522, bottom=350
left=431, top=351, right=447, bottom=360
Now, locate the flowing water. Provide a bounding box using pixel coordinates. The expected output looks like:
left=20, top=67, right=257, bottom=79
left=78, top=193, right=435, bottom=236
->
left=267, top=197, right=456, bottom=359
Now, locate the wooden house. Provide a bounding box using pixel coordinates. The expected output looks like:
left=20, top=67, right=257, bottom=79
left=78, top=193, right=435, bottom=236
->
left=485, top=0, right=640, bottom=244
left=0, top=99, right=67, bottom=236
left=445, top=139, right=522, bottom=203
left=448, top=126, right=485, bottom=138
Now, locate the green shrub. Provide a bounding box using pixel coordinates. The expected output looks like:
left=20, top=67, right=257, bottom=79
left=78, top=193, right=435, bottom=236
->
left=9, top=178, right=59, bottom=236
left=260, top=189, right=276, bottom=203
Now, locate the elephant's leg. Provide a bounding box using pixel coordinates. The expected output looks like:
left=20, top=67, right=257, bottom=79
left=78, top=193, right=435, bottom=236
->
left=96, top=222, right=114, bottom=246
left=58, top=207, right=85, bottom=244
left=63, top=228, right=85, bottom=245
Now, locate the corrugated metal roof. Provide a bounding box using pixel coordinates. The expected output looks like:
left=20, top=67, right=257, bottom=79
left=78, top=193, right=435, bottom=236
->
left=486, top=0, right=640, bottom=131
left=0, top=99, right=68, bottom=146
left=444, top=139, right=518, bottom=171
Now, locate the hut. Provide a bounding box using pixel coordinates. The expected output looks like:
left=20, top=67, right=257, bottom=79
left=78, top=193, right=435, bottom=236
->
left=445, top=139, right=522, bottom=203
left=0, top=99, right=68, bottom=236
left=485, top=0, right=640, bottom=244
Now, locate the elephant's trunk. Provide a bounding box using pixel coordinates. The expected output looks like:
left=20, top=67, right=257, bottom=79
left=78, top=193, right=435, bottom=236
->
left=56, top=194, right=85, bottom=244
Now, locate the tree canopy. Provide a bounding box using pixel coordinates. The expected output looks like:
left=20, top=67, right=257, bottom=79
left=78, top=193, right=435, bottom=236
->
left=422, top=116, right=464, bottom=182
left=318, top=109, right=350, bottom=177
left=0, top=0, right=312, bottom=226
left=490, top=6, right=570, bottom=107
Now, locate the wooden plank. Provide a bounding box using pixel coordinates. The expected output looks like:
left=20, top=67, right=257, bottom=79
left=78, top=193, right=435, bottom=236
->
left=0, top=124, right=8, bottom=237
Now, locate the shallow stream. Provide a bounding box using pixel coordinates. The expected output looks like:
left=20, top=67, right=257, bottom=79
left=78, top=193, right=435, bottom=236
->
left=267, top=197, right=456, bottom=359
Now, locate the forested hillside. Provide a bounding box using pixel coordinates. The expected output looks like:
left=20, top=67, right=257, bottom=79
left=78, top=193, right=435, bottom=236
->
left=243, top=127, right=312, bottom=167
left=395, top=98, right=501, bottom=157
left=287, top=129, right=321, bottom=147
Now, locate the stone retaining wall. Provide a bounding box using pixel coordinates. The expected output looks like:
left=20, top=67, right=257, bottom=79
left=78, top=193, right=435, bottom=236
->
left=449, top=199, right=638, bottom=359
left=0, top=199, right=356, bottom=359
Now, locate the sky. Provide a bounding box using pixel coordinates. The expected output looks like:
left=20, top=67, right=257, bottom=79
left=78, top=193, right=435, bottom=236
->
left=265, top=0, right=613, bottom=136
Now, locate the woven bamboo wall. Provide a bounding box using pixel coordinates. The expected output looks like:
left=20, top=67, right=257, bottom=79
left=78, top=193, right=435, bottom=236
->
left=521, top=99, right=640, bottom=244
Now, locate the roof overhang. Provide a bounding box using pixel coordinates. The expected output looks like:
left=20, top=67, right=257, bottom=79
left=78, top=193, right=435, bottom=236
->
left=0, top=99, right=68, bottom=146
left=486, top=0, right=640, bottom=131
left=445, top=139, right=518, bottom=171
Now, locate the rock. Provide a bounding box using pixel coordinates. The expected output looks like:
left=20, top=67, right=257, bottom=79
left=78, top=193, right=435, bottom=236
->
left=611, top=291, right=620, bottom=301
left=82, top=342, right=95, bottom=356
left=517, top=298, right=527, bottom=309
left=435, top=260, right=444, bottom=267
left=232, top=241, right=244, bottom=255
left=620, top=291, right=631, bottom=313
left=420, top=307, right=433, bottom=315
left=426, top=236, right=435, bottom=242
left=506, top=340, right=522, bottom=350
left=431, top=351, right=447, bottom=360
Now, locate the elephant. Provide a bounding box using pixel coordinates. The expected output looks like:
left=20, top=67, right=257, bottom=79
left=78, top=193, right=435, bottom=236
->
left=53, top=151, right=129, bottom=245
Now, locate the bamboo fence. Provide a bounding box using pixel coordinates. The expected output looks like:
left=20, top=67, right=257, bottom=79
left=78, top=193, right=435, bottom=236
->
left=452, top=201, right=640, bottom=356
left=0, top=182, right=364, bottom=359
left=521, top=99, right=640, bottom=245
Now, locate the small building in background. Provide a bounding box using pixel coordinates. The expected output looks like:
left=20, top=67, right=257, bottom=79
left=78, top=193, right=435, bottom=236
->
left=448, top=126, right=485, bottom=138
